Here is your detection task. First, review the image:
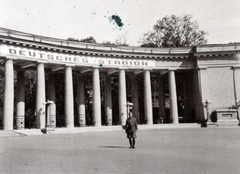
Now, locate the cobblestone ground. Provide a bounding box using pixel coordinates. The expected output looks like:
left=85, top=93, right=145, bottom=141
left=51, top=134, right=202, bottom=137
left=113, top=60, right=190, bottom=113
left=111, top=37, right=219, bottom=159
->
left=1, top=127, right=240, bottom=174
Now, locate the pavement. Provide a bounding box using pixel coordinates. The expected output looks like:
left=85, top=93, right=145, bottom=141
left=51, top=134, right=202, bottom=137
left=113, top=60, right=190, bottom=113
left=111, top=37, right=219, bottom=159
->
left=0, top=122, right=239, bottom=137
left=1, top=123, right=240, bottom=174
left=0, top=123, right=203, bottom=137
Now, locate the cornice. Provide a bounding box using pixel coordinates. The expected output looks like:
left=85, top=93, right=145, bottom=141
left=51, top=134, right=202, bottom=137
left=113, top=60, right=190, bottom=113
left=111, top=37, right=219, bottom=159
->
left=1, top=27, right=240, bottom=60
left=194, top=44, right=240, bottom=58
left=0, top=27, right=192, bottom=59
left=0, top=36, right=192, bottom=59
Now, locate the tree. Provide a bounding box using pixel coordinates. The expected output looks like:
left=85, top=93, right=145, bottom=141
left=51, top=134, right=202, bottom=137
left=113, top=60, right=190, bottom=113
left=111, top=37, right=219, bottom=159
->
left=139, top=14, right=208, bottom=123
left=101, top=41, right=115, bottom=45
left=115, top=32, right=129, bottom=46
left=101, top=32, right=129, bottom=46
left=139, top=14, right=208, bottom=47
left=67, top=36, right=97, bottom=44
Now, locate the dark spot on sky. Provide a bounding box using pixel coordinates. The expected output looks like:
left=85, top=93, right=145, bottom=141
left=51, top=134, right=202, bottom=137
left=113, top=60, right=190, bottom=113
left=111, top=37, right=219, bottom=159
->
left=109, top=15, right=124, bottom=27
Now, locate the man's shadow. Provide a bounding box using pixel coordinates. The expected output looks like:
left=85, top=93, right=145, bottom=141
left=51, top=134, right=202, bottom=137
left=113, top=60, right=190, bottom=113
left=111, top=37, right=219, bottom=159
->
left=99, top=146, right=128, bottom=149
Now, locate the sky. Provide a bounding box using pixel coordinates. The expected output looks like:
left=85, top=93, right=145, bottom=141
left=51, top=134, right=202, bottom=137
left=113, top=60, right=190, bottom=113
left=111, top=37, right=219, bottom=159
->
left=0, top=0, right=239, bottom=46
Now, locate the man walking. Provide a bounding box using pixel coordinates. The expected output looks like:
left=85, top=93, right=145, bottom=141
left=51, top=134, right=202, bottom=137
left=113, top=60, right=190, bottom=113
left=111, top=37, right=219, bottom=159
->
left=125, top=112, right=138, bottom=149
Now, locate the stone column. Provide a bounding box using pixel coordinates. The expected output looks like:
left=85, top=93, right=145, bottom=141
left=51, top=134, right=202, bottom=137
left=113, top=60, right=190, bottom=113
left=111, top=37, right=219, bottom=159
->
left=36, top=63, right=46, bottom=129
left=131, top=74, right=139, bottom=123
left=119, top=69, right=127, bottom=126
left=168, top=70, right=178, bottom=124
left=65, top=66, right=74, bottom=128
left=158, top=75, right=166, bottom=122
left=144, top=70, right=153, bottom=124
left=105, top=75, right=112, bottom=126
left=48, top=73, right=56, bottom=127
left=3, top=59, right=14, bottom=130
left=16, top=70, right=25, bottom=129
left=77, top=74, right=86, bottom=127
left=92, top=68, right=101, bottom=126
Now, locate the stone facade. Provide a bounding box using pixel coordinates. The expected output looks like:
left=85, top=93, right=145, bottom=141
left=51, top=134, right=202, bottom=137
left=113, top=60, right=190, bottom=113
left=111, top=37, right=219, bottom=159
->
left=0, top=28, right=240, bottom=130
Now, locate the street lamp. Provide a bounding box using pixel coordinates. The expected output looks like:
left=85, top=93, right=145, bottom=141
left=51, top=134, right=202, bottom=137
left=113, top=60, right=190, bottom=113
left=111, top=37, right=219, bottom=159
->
left=202, top=99, right=212, bottom=123
left=235, top=100, right=240, bottom=126
left=125, top=101, right=133, bottom=118
left=236, top=100, right=240, bottom=108
left=41, top=100, right=54, bottom=134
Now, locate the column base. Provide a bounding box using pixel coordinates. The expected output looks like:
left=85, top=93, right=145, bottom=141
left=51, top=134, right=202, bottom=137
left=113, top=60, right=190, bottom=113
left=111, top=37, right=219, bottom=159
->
left=41, top=125, right=55, bottom=134
left=94, top=123, right=102, bottom=127
left=66, top=125, right=74, bottom=129
left=146, top=121, right=153, bottom=125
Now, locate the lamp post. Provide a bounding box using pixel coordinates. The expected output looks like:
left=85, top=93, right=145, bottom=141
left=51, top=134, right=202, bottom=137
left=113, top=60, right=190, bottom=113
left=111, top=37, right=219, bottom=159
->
left=202, top=99, right=212, bottom=124
left=236, top=100, right=240, bottom=125
left=236, top=100, right=240, bottom=108
left=41, top=100, right=54, bottom=134
left=125, top=101, right=133, bottom=118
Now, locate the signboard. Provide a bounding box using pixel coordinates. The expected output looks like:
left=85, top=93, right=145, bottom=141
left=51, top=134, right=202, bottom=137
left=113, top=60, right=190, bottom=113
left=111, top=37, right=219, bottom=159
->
left=0, top=45, right=155, bottom=68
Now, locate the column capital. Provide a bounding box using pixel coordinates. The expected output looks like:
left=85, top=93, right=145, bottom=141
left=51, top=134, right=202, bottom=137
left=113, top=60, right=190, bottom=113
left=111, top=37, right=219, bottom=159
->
left=92, top=66, right=100, bottom=69
left=65, top=64, right=75, bottom=67
left=118, top=67, right=128, bottom=70
left=143, top=68, right=152, bottom=71
left=5, top=56, right=17, bottom=60
left=37, top=61, right=47, bottom=64
left=232, top=65, right=240, bottom=70
left=197, top=66, right=208, bottom=70
left=168, top=68, right=178, bottom=71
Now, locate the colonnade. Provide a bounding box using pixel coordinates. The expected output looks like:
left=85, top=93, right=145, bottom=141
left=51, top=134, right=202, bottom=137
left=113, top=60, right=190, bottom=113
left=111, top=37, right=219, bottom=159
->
left=2, top=58, right=179, bottom=130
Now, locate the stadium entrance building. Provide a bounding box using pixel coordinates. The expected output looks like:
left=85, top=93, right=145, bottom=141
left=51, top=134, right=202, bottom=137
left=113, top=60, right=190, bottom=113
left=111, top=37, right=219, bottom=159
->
left=0, top=27, right=240, bottom=130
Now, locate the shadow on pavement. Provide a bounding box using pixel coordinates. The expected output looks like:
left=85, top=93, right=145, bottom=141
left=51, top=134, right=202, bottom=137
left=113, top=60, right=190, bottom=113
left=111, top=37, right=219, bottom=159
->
left=99, top=146, right=128, bottom=149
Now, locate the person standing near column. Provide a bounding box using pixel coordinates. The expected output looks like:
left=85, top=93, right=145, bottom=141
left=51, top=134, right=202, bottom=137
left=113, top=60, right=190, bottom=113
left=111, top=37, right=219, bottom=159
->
left=125, top=112, right=138, bottom=149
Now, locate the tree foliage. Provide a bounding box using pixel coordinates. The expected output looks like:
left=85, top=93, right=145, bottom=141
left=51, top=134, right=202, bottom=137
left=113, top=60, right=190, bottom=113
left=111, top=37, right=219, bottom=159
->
left=139, top=14, right=208, bottom=47
left=67, top=36, right=97, bottom=44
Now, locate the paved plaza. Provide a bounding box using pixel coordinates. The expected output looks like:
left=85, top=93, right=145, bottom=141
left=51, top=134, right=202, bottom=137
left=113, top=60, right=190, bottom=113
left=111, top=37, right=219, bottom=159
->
left=1, top=126, right=240, bottom=174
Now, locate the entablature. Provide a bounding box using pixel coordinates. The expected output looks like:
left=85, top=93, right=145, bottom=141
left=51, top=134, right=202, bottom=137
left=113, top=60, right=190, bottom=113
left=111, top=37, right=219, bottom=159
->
left=194, top=44, right=240, bottom=58
left=0, top=27, right=193, bottom=59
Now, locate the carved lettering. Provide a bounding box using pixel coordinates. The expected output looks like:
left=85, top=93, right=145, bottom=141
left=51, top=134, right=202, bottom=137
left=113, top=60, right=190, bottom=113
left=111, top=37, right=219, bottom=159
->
left=56, top=56, right=62, bottom=60
left=65, top=57, right=71, bottom=61
left=5, top=47, right=154, bottom=67
left=9, top=49, right=16, bottom=54
left=47, top=54, right=54, bottom=59
left=38, top=53, right=45, bottom=58
left=19, top=50, right=26, bottom=56
left=29, top=51, right=36, bottom=57
left=74, top=57, right=80, bottom=62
